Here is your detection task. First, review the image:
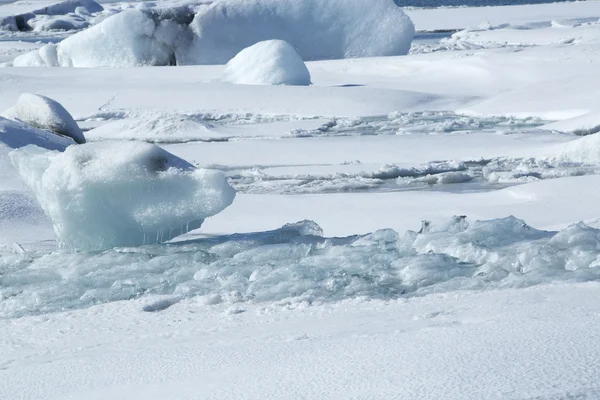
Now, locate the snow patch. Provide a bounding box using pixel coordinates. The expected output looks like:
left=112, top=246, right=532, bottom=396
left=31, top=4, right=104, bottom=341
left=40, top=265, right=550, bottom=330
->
left=9, top=142, right=236, bottom=251
left=221, top=40, right=311, bottom=86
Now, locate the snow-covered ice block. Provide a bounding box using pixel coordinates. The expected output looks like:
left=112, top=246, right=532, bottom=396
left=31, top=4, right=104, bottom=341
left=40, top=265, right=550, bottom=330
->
left=2, top=93, right=85, bottom=143
left=27, top=14, right=90, bottom=31
left=32, top=0, right=103, bottom=16
left=183, top=0, right=415, bottom=65
left=57, top=9, right=184, bottom=67
left=9, top=142, right=236, bottom=251
left=221, top=40, right=311, bottom=86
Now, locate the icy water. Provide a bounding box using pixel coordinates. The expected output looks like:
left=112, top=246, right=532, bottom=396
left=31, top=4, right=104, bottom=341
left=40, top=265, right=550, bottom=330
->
left=400, top=0, right=574, bottom=7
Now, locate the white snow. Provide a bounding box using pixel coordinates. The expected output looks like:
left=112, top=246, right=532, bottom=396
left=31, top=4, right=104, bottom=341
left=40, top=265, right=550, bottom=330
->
left=221, top=40, right=311, bottom=86
left=184, top=0, right=415, bottom=65
left=2, top=93, right=85, bottom=143
left=9, top=141, right=236, bottom=250
left=3, top=2, right=600, bottom=398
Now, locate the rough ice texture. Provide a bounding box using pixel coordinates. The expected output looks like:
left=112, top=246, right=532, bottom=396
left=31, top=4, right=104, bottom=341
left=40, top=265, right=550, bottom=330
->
left=9, top=142, right=236, bottom=251
left=221, top=40, right=311, bottom=86
left=12, top=44, right=60, bottom=67
left=56, top=9, right=186, bottom=67
left=183, top=0, right=415, bottom=65
left=2, top=93, right=85, bottom=143
left=6, top=215, right=600, bottom=318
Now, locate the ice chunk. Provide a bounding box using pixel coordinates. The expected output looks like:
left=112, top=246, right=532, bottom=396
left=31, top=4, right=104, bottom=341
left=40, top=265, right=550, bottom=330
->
left=9, top=141, right=236, bottom=251
left=0, top=117, right=72, bottom=244
left=183, top=0, right=415, bottom=65
left=2, top=93, right=85, bottom=143
left=0, top=116, right=72, bottom=190
left=56, top=9, right=180, bottom=67
left=221, top=40, right=311, bottom=86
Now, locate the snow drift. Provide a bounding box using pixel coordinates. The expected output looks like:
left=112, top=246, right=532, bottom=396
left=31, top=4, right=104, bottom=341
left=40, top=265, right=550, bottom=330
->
left=181, top=0, right=415, bottom=64
left=2, top=93, right=85, bottom=144
left=9, top=142, right=235, bottom=251
left=221, top=40, right=311, bottom=86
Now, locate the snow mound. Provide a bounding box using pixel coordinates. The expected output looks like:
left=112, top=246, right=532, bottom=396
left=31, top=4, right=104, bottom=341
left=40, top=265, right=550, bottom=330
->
left=550, top=133, right=600, bottom=164
left=2, top=94, right=85, bottom=143
left=9, top=142, right=235, bottom=251
left=7, top=215, right=600, bottom=317
left=183, top=0, right=415, bottom=65
left=542, top=111, right=600, bottom=136
left=221, top=40, right=311, bottom=86
left=56, top=9, right=187, bottom=67
left=85, top=112, right=219, bottom=143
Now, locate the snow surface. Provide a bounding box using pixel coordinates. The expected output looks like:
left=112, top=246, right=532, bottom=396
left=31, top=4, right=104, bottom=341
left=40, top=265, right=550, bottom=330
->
left=2, top=93, right=85, bottom=143
left=184, top=0, right=415, bottom=64
left=10, top=141, right=235, bottom=250
left=2, top=2, right=600, bottom=399
left=221, top=40, right=311, bottom=86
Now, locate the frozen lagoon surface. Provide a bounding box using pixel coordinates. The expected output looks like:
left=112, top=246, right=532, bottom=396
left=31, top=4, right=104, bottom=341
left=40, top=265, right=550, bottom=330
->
left=6, top=0, right=600, bottom=399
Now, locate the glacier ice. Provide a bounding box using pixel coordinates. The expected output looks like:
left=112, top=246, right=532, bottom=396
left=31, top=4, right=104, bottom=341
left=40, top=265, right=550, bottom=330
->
left=221, top=40, right=311, bottom=86
left=182, top=0, right=415, bottom=64
left=9, top=141, right=236, bottom=251
left=5, top=216, right=600, bottom=318
left=2, top=93, right=85, bottom=143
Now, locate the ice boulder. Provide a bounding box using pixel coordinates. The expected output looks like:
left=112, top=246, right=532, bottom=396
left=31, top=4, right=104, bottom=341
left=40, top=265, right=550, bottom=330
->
left=182, top=0, right=415, bottom=65
left=56, top=9, right=188, bottom=67
left=221, top=40, right=311, bottom=86
left=2, top=93, right=85, bottom=143
left=9, top=141, right=236, bottom=251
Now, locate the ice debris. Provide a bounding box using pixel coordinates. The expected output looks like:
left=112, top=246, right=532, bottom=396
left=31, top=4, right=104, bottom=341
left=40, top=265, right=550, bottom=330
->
left=4, top=216, right=600, bottom=318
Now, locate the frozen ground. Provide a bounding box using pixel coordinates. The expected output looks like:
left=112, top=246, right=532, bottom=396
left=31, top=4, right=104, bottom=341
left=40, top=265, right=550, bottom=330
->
left=3, top=1, right=600, bottom=399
